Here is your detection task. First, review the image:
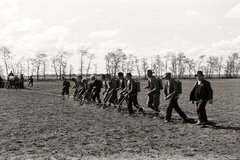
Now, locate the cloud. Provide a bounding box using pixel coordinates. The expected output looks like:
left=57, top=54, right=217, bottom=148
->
left=96, top=9, right=102, bottom=13
left=211, top=35, right=240, bottom=51
left=217, top=26, right=222, bottom=30
left=185, top=10, right=198, bottom=16
left=99, top=40, right=129, bottom=49
left=225, top=3, right=240, bottom=18
left=88, top=29, right=121, bottom=38
left=64, top=17, right=82, bottom=24
left=0, top=18, right=44, bottom=35
left=0, top=0, right=21, bottom=20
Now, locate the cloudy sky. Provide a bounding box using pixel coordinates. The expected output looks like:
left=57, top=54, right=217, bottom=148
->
left=1, top=0, right=240, bottom=74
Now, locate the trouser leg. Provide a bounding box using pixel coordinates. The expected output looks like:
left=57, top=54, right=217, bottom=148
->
left=166, top=98, right=175, bottom=121
left=127, top=97, right=133, bottom=114
left=173, top=101, right=187, bottom=119
left=147, top=95, right=154, bottom=110
left=153, top=94, right=160, bottom=112
left=196, top=100, right=208, bottom=122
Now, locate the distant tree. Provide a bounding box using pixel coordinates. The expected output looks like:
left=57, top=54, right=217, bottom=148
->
left=86, top=53, right=96, bottom=76
left=69, top=64, right=74, bottom=79
left=33, top=52, right=47, bottom=80
left=78, top=48, right=88, bottom=76
left=168, top=52, right=177, bottom=78
left=176, top=53, right=186, bottom=78
left=225, top=53, right=239, bottom=77
left=215, top=56, right=223, bottom=78
left=104, top=48, right=126, bottom=77
left=51, top=55, right=60, bottom=79
left=0, top=46, right=11, bottom=75
left=155, top=55, right=164, bottom=78
left=134, top=56, right=141, bottom=77
left=104, top=54, right=111, bottom=74
left=197, top=55, right=205, bottom=71
left=141, top=57, right=149, bottom=78
left=206, top=55, right=217, bottom=78
left=40, top=53, right=48, bottom=79
left=185, top=58, right=195, bottom=78
left=126, top=54, right=135, bottom=73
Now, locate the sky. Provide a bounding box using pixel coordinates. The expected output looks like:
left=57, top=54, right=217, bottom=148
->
left=1, top=0, right=240, bottom=75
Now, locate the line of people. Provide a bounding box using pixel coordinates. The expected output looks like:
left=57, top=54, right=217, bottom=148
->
left=61, top=70, right=213, bottom=125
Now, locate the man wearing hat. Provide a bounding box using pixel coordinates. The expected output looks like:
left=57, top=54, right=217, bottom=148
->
left=190, top=71, right=213, bottom=125
left=164, top=72, right=187, bottom=123
left=144, top=70, right=161, bottom=118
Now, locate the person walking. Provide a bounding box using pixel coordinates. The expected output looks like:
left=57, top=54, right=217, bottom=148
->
left=164, top=72, right=187, bottom=123
left=28, top=76, right=33, bottom=87
left=190, top=71, right=213, bottom=125
left=123, top=73, right=145, bottom=117
left=61, top=77, right=70, bottom=100
left=144, top=70, right=161, bottom=118
left=105, top=74, right=117, bottom=108
left=90, top=75, right=102, bottom=106
left=115, top=72, right=127, bottom=108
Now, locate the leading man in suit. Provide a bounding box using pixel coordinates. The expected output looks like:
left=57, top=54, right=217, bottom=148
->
left=190, top=71, right=213, bottom=125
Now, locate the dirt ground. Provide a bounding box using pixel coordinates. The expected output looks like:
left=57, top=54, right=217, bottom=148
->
left=0, top=79, right=239, bottom=160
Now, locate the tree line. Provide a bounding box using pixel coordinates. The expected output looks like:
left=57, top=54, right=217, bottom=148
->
left=1, top=46, right=240, bottom=79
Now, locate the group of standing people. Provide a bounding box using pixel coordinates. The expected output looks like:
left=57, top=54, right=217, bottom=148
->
left=61, top=70, right=213, bottom=125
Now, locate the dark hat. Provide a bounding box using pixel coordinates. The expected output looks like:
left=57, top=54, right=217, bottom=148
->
left=147, top=70, right=154, bottom=74
left=195, top=71, right=204, bottom=77
left=164, top=72, right=171, bottom=78
left=106, top=74, right=111, bottom=77
left=126, top=73, right=132, bottom=77
left=118, top=72, right=123, bottom=77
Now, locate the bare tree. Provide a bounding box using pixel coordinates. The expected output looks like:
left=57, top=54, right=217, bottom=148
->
left=40, top=53, right=48, bottom=79
left=185, top=58, right=195, bottom=78
left=104, top=48, right=126, bottom=77
left=168, top=52, right=177, bottom=78
left=197, top=55, right=205, bottom=70
left=51, top=55, right=60, bottom=79
left=141, top=57, right=149, bottom=78
left=225, top=53, right=239, bottom=77
left=104, top=54, right=111, bottom=74
left=69, top=64, right=74, bottom=79
left=86, top=53, right=96, bottom=76
left=177, top=52, right=186, bottom=78
left=215, top=56, right=223, bottom=78
left=134, top=56, right=141, bottom=77
left=206, top=55, right=218, bottom=78
left=0, top=46, right=11, bottom=76
left=78, top=48, right=88, bottom=76
left=155, top=55, right=164, bottom=78
left=126, top=54, right=135, bottom=73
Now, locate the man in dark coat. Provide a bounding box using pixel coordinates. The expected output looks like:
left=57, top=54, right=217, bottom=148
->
left=164, top=72, right=187, bottom=123
left=190, top=71, right=213, bottom=125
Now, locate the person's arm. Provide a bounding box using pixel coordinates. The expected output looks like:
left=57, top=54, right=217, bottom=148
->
left=205, top=81, right=213, bottom=103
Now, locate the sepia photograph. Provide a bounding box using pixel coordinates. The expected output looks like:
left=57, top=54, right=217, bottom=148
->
left=0, top=0, right=240, bottom=159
